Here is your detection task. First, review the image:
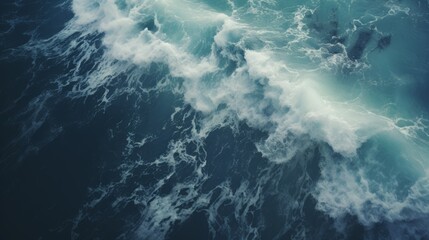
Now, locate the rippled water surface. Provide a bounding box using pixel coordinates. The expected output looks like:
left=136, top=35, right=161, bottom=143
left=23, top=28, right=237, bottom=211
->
left=1, top=0, right=429, bottom=239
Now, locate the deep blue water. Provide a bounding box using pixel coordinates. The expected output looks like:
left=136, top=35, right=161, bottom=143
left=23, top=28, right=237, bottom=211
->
left=1, top=0, right=429, bottom=239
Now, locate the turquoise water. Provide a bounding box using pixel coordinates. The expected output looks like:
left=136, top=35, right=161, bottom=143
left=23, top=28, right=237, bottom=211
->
left=1, top=0, right=429, bottom=239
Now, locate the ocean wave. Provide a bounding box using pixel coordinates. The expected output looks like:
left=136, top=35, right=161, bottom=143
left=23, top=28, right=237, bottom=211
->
left=3, top=0, right=429, bottom=239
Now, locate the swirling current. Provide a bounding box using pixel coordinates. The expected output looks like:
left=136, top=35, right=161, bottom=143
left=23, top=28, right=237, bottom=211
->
left=1, top=0, right=429, bottom=239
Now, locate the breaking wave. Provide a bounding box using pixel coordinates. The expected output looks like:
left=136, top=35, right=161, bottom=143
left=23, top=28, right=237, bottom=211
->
left=2, top=0, right=429, bottom=239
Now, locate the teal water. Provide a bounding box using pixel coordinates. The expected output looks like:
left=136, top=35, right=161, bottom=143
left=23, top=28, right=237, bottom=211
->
left=1, top=0, right=429, bottom=239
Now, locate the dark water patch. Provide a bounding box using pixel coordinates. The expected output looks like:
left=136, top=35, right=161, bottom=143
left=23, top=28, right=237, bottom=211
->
left=201, top=126, right=240, bottom=190
left=260, top=194, right=286, bottom=240
left=376, top=34, right=391, bottom=50
left=137, top=18, right=158, bottom=33
left=260, top=147, right=330, bottom=239
left=348, top=30, right=373, bottom=60
left=0, top=0, right=73, bottom=49
left=37, top=3, right=74, bottom=39
left=0, top=57, right=34, bottom=112
left=74, top=199, right=142, bottom=240
left=0, top=66, right=175, bottom=238
left=325, top=8, right=346, bottom=45
left=0, top=113, right=110, bottom=239
left=167, top=211, right=210, bottom=240
left=0, top=21, right=34, bottom=49
left=404, top=78, right=429, bottom=114
left=303, top=6, right=347, bottom=57
left=202, top=122, right=267, bottom=191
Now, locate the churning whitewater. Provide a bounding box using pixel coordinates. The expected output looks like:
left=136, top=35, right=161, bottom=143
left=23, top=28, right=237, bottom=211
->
left=1, top=0, right=429, bottom=239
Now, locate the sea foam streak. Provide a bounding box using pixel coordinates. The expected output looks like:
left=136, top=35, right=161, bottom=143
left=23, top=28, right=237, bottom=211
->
left=70, top=0, right=394, bottom=159
left=17, top=0, right=429, bottom=239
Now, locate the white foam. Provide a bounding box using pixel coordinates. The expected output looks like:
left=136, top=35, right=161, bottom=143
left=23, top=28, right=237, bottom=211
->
left=39, top=0, right=428, bottom=165
left=55, top=0, right=429, bottom=234
left=314, top=142, right=429, bottom=226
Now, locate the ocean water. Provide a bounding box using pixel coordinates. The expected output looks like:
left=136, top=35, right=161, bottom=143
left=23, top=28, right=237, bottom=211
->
left=1, top=0, right=429, bottom=239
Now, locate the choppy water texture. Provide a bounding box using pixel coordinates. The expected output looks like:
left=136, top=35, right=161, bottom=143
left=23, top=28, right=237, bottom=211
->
left=1, top=0, right=429, bottom=239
